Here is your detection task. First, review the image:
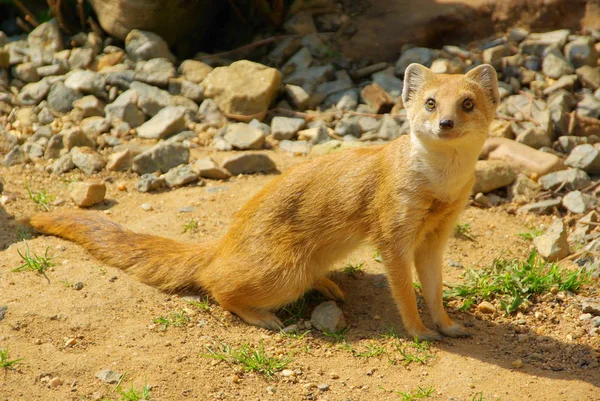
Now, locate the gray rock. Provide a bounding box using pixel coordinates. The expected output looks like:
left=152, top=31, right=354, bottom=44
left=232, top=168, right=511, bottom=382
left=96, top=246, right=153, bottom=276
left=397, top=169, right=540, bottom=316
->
left=24, top=142, right=44, bottom=159
left=135, top=173, right=166, bottom=192
left=316, top=70, right=354, bottom=97
left=333, top=89, right=359, bottom=111
left=515, top=127, right=552, bottom=149
left=508, top=27, right=529, bottom=42
left=64, top=70, right=106, bottom=97
left=37, top=107, right=55, bottom=125
left=576, top=66, right=600, bottom=90
left=582, top=298, right=600, bottom=316
left=358, top=116, right=381, bottom=133
left=161, top=164, right=199, bottom=188
left=520, top=30, right=570, bottom=56
left=565, top=144, right=600, bottom=174
left=3, top=146, right=26, bottom=166
left=564, top=37, right=598, bottom=68
left=557, top=136, right=588, bottom=153
left=17, top=79, right=51, bottom=105
left=80, top=117, right=111, bottom=139
left=298, top=126, right=329, bottom=144
left=538, top=168, right=591, bottom=191
left=335, top=116, right=361, bottom=137
left=135, top=58, right=176, bottom=86
left=543, top=75, right=579, bottom=96
left=222, top=153, right=276, bottom=175
left=62, top=127, right=95, bottom=151
left=371, top=68, right=403, bottom=97
left=44, top=134, right=64, bottom=159
left=542, top=53, right=574, bottom=79
left=47, top=81, right=82, bottom=113
left=95, top=370, right=123, bottom=384
left=483, top=45, right=508, bottom=69
left=517, top=198, right=562, bottom=214
left=310, top=301, right=347, bottom=333
left=562, top=190, right=596, bottom=214
left=49, top=153, right=75, bottom=174
left=271, top=117, right=306, bottom=140
left=105, top=89, right=145, bottom=128
left=27, top=19, right=64, bottom=64
left=395, top=47, right=438, bottom=75
left=576, top=93, right=600, bottom=118
left=125, top=30, right=176, bottom=62
left=12, top=62, right=39, bottom=82
left=284, top=84, right=310, bottom=110
left=533, top=219, right=570, bottom=261
left=248, top=119, right=271, bottom=136
left=137, top=106, right=187, bottom=140
left=510, top=174, right=541, bottom=201
left=221, top=123, right=265, bottom=150
left=68, top=47, right=94, bottom=70
left=73, top=95, right=105, bottom=118
left=378, top=114, right=401, bottom=141
left=132, top=142, right=190, bottom=175
left=284, top=65, right=335, bottom=87
left=191, top=158, right=232, bottom=180
left=473, top=160, right=516, bottom=193
left=178, top=60, right=212, bottom=84
left=106, top=150, right=133, bottom=171
left=71, top=147, right=106, bottom=175
left=0, top=305, right=6, bottom=322
left=130, top=81, right=173, bottom=117
left=70, top=182, right=106, bottom=207
left=279, top=139, right=311, bottom=155
left=168, top=79, right=204, bottom=103
left=282, top=47, right=313, bottom=73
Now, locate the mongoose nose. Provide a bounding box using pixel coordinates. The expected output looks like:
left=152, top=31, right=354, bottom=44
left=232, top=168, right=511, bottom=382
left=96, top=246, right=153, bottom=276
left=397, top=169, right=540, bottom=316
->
left=439, top=119, right=454, bottom=130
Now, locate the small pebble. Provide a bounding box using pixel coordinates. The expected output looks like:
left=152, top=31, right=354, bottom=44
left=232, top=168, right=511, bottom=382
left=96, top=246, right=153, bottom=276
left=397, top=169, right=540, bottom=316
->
left=266, top=385, right=277, bottom=394
left=65, top=338, right=77, bottom=347
left=49, top=377, right=63, bottom=387
left=141, top=203, right=153, bottom=211
left=73, top=282, right=84, bottom=291
left=512, top=359, right=523, bottom=368
left=317, top=384, right=330, bottom=392
left=281, top=369, right=295, bottom=377
left=477, top=301, right=497, bottom=314
left=116, top=182, right=127, bottom=191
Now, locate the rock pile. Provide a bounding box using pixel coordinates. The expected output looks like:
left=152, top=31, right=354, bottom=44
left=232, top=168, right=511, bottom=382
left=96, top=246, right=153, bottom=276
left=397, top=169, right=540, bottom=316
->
left=1, top=20, right=600, bottom=271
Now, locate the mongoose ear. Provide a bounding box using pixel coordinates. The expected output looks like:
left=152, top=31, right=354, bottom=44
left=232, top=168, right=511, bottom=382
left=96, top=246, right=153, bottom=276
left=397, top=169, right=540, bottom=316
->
left=402, top=63, right=435, bottom=105
left=466, top=64, right=500, bottom=106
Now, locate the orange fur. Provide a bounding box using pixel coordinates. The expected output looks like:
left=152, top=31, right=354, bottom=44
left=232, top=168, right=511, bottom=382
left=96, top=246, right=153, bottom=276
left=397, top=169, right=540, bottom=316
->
left=28, top=64, right=499, bottom=340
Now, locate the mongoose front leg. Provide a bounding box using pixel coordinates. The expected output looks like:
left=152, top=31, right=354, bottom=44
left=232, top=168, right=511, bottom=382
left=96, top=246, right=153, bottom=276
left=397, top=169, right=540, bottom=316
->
left=383, top=251, right=441, bottom=341
left=219, top=301, right=284, bottom=330
left=314, top=277, right=345, bottom=301
left=414, top=232, right=470, bottom=338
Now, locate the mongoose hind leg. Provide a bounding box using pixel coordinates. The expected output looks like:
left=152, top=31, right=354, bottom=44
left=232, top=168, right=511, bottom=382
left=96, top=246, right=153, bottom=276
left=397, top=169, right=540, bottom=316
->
left=221, top=302, right=283, bottom=330
left=314, top=277, right=345, bottom=301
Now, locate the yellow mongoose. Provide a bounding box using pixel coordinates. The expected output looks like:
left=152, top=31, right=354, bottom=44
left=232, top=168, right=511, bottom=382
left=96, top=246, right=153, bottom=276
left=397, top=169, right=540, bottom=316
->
left=28, top=63, right=499, bottom=340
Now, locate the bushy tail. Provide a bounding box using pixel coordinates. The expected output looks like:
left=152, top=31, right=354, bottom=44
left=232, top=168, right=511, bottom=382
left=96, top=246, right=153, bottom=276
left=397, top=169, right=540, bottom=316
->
left=27, top=211, right=214, bottom=292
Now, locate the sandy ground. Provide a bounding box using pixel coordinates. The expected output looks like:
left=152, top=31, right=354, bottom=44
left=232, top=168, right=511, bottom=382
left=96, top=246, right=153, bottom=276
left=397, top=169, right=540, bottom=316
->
left=0, top=148, right=599, bottom=401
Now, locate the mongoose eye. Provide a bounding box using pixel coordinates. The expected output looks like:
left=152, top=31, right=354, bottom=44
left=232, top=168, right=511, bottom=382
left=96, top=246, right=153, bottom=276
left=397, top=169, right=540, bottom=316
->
left=462, top=98, right=474, bottom=111
left=425, top=99, right=436, bottom=111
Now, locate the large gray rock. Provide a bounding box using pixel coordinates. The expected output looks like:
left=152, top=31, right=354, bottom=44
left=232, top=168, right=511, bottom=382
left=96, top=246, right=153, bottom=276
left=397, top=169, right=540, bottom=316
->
left=473, top=160, right=516, bottom=193
left=562, top=190, right=597, bottom=214
left=47, top=81, right=82, bottom=113
left=62, top=127, right=95, bottom=151
left=310, top=301, right=347, bottom=333
left=395, top=47, right=438, bottom=75
left=64, top=70, right=106, bottom=97
left=130, top=81, right=172, bottom=117
left=191, top=157, right=231, bottom=180
left=68, top=47, right=94, bottom=70
left=565, top=144, right=600, bottom=174
left=135, top=173, right=166, bottom=192
left=576, top=94, right=600, bottom=119
left=517, top=198, right=562, bottom=214
left=270, top=117, right=306, bottom=140
left=71, top=147, right=106, bottom=175
left=519, top=30, right=570, bottom=56
left=136, top=106, right=187, bottom=140
left=178, top=60, right=213, bottom=84
left=17, top=79, right=51, bottom=105
left=542, top=53, right=574, bottom=79
left=135, top=58, right=176, bottom=86
left=564, top=37, right=598, bottom=68
left=538, top=168, right=591, bottom=191
left=220, top=123, right=265, bottom=150
left=125, top=30, right=176, bottom=62
left=132, top=142, right=189, bottom=175
left=105, top=89, right=145, bottom=127
left=161, top=164, right=199, bottom=188
left=12, top=62, right=39, bottom=82
left=533, top=219, right=570, bottom=261
left=27, top=19, right=64, bottom=65
left=222, top=153, right=276, bottom=175
left=49, top=153, right=74, bottom=175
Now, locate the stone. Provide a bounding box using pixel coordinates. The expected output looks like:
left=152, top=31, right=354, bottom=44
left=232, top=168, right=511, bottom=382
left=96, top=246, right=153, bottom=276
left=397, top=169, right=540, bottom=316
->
left=137, top=106, right=187, bottom=139
left=358, top=117, right=381, bottom=133
left=49, top=153, right=75, bottom=175
left=510, top=174, right=541, bottom=201
left=564, top=37, right=598, bottom=68
left=538, top=168, right=591, bottom=191
left=80, top=117, right=111, bottom=139
left=576, top=94, right=600, bottom=119
left=271, top=117, right=306, bottom=140
left=483, top=45, right=508, bottom=69
left=562, top=190, right=596, bottom=214
left=17, top=79, right=51, bottom=105
left=178, top=60, right=212, bottom=84
left=38, top=108, right=55, bottom=125
left=310, top=301, right=347, bottom=333
left=279, top=140, right=311, bottom=155
left=62, top=127, right=95, bottom=151
left=576, top=66, right=600, bottom=90
left=203, top=60, right=281, bottom=119
left=430, top=58, right=464, bottom=74
left=519, top=30, right=570, bottom=56
left=95, top=370, right=122, bottom=384
left=73, top=95, right=105, bottom=118
left=106, top=150, right=133, bottom=171
left=361, top=83, right=394, bottom=114
left=47, top=81, right=82, bottom=113
left=132, top=142, right=190, bottom=175
left=248, top=119, right=270, bottom=136
left=135, top=58, right=176, bottom=86
left=105, top=89, right=145, bottom=128
left=64, top=70, right=106, bottom=97
left=473, top=160, right=516, bottom=193
left=517, top=198, right=562, bottom=214
left=191, top=158, right=231, bottom=180
left=533, top=219, right=570, bottom=261
left=135, top=173, right=166, bottom=192
left=71, top=147, right=106, bottom=175
left=542, top=53, right=574, bottom=79
left=477, top=301, right=497, bottom=314
left=395, top=47, right=438, bottom=75
left=284, top=65, right=335, bottom=87
left=45, top=134, right=64, bottom=159
left=371, top=69, right=403, bottom=97
left=219, top=123, right=265, bottom=150
left=125, top=29, right=176, bottom=62
left=68, top=47, right=94, bottom=70
left=298, top=125, right=329, bottom=144
left=70, top=182, right=106, bottom=207
left=12, top=62, right=39, bottom=82
left=282, top=47, right=313, bottom=73
left=316, top=70, right=354, bottom=97
left=222, top=153, right=276, bottom=175
left=96, top=51, right=124, bottom=71
left=335, top=116, right=361, bottom=137
left=169, top=79, right=204, bottom=103
left=334, top=89, right=359, bottom=111
left=557, top=136, right=588, bottom=154
left=508, top=28, right=529, bottom=42
left=28, top=19, right=64, bottom=57
left=565, top=144, right=600, bottom=174
left=582, top=299, right=600, bottom=316
left=130, top=81, right=173, bottom=117
left=161, top=164, right=199, bottom=188
left=284, top=84, right=310, bottom=110
left=377, top=114, right=401, bottom=141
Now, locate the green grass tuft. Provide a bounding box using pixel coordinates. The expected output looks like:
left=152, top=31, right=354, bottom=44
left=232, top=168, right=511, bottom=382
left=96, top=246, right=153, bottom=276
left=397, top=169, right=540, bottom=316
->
left=153, top=309, right=191, bottom=331
left=0, top=347, right=22, bottom=370
left=343, top=261, right=365, bottom=277
left=12, top=241, right=54, bottom=279
left=25, top=182, right=54, bottom=211
left=517, top=227, right=544, bottom=241
left=117, top=381, right=152, bottom=401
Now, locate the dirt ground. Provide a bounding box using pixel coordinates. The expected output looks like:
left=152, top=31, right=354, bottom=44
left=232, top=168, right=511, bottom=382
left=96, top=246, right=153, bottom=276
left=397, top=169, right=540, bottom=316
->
left=0, top=147, right=599, bottom=401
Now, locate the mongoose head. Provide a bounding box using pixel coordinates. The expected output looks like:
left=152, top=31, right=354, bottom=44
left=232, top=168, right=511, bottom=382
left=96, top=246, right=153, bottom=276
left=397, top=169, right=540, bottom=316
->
left=402, top=63, right=499, bottom=146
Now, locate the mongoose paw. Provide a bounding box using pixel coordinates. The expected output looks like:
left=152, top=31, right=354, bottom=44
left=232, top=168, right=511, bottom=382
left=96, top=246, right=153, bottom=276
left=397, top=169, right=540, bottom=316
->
left=256, top=313, right=284, bottom=331
left=411, top=329, right=442, bottom=342
left=314, top=277, right=345, bottom=302
left=438, top=322, right=471, bottom=338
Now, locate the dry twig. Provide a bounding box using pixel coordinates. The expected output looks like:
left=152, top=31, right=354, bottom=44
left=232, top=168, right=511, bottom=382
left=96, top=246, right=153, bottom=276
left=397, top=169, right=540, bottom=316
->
left=13, top=0, right=39, bottom=27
